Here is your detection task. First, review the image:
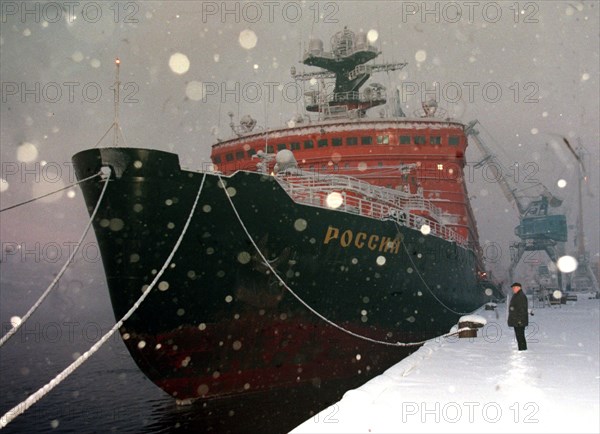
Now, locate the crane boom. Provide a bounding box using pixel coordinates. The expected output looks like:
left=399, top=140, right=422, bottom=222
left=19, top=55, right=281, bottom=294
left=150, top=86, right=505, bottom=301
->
left=465, top=120, right=563, bottom=218
left=465, top=120, right=529, bottom=215
left=465, top=120, right=568, bottom=287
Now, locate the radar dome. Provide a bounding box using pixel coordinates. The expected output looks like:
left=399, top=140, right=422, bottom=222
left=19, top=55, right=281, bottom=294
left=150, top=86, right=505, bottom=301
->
left=276, top=149, right=296, bottom=164
left=274, top=149, right=298, bottom=172
left=308, top=38, right=323, bottom=55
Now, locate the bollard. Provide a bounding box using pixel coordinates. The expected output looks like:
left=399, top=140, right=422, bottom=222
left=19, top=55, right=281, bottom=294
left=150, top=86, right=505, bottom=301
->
left=458, top=314, right=486, bottom=338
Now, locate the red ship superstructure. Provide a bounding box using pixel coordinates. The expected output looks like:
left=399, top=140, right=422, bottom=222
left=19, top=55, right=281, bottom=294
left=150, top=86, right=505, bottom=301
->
left=211, top=28, right=481, bottom=256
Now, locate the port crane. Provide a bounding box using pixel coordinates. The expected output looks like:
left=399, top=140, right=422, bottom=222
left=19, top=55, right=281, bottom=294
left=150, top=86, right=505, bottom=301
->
left=465, top=120, right=568, bottom=289
left=567, top=141, right=599, bottom=293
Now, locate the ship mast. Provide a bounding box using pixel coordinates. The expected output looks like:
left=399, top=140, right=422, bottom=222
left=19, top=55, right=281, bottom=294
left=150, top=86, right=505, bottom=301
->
left=291, top=27, right=407, bottom=120
left=92, top=57, right=126, bottom=148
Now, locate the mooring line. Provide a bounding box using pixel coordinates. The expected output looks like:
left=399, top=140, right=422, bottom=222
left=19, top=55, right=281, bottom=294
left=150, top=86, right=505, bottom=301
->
left=393, top=221, right=477, bottom=316
left=0, top=172, right=101, bottom=213
left=0, top=169, right=110, bottom=349
left=0, top=173, right=207, bottom=429
left=219, top=175, right=472, bottom=348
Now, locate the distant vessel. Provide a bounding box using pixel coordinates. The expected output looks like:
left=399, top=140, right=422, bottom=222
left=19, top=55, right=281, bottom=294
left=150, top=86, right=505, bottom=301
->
left=73, top=28, right=496, bottom=426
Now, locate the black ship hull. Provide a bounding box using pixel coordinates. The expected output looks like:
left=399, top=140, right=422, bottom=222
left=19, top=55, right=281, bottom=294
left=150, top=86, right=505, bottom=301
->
left=72, top=147, right=487, bottom=426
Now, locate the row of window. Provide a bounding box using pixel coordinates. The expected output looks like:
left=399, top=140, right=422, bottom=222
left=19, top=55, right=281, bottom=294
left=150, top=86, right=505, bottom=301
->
left=214, top=135, right=462, bottom=163
left=212, top=157, right=451, bottom=176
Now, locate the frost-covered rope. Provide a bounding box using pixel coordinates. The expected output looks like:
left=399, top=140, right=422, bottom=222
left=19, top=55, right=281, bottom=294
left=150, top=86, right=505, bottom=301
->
left=0, top=173, right=207, bottom=429
left=0, top=172, right=101, bottom=213
left=0, top=169, right=110, bottom=349
left=219, top=175, right=472, bottom=348
left=394, top=221, right=476, bottom=316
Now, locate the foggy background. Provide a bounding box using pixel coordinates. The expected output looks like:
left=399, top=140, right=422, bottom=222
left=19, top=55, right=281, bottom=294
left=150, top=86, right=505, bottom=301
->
left=1, top=1, right=598, bottom=286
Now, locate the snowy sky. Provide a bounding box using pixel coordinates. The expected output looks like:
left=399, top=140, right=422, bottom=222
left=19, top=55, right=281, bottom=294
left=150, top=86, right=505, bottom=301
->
left=1, top=1, right=598, bottom=283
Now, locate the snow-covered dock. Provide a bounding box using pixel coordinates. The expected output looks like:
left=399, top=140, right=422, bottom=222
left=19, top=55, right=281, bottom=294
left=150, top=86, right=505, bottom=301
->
left=292, top=294, right=599, bottom=433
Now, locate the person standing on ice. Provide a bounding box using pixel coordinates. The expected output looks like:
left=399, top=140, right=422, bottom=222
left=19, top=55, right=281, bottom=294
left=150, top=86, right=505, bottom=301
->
left=507, top=282, right=529, bottom=351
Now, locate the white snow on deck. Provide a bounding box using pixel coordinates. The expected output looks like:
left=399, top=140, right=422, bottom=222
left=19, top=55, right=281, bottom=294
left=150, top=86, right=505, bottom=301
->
left=292, top=294, right=600, bottom=433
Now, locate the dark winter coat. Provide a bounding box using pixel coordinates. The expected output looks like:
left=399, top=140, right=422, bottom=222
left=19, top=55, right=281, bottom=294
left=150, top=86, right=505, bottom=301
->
left=507, top=289, right=529, bottom=327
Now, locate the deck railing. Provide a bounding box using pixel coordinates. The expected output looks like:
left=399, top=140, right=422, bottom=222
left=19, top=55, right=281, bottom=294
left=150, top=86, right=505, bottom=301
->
left=275, top=170, right=469, bottom=248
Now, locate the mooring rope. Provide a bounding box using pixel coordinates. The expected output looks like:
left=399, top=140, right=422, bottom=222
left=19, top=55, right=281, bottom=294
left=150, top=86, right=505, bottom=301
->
left=0, top=172, right=101, bottom=213
left=0, top=169, right=110, bottom=349
left=393, top=221, right=476, bottom=316
left=0, top=173, right=207, bottom=429
left=219, top=175, right=472, bottom=348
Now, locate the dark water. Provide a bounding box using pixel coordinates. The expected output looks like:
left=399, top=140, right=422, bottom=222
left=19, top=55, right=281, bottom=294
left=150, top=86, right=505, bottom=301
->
left=0, top=265, right=171, bottom=433
left=0, top=264, right=358, bottom=433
